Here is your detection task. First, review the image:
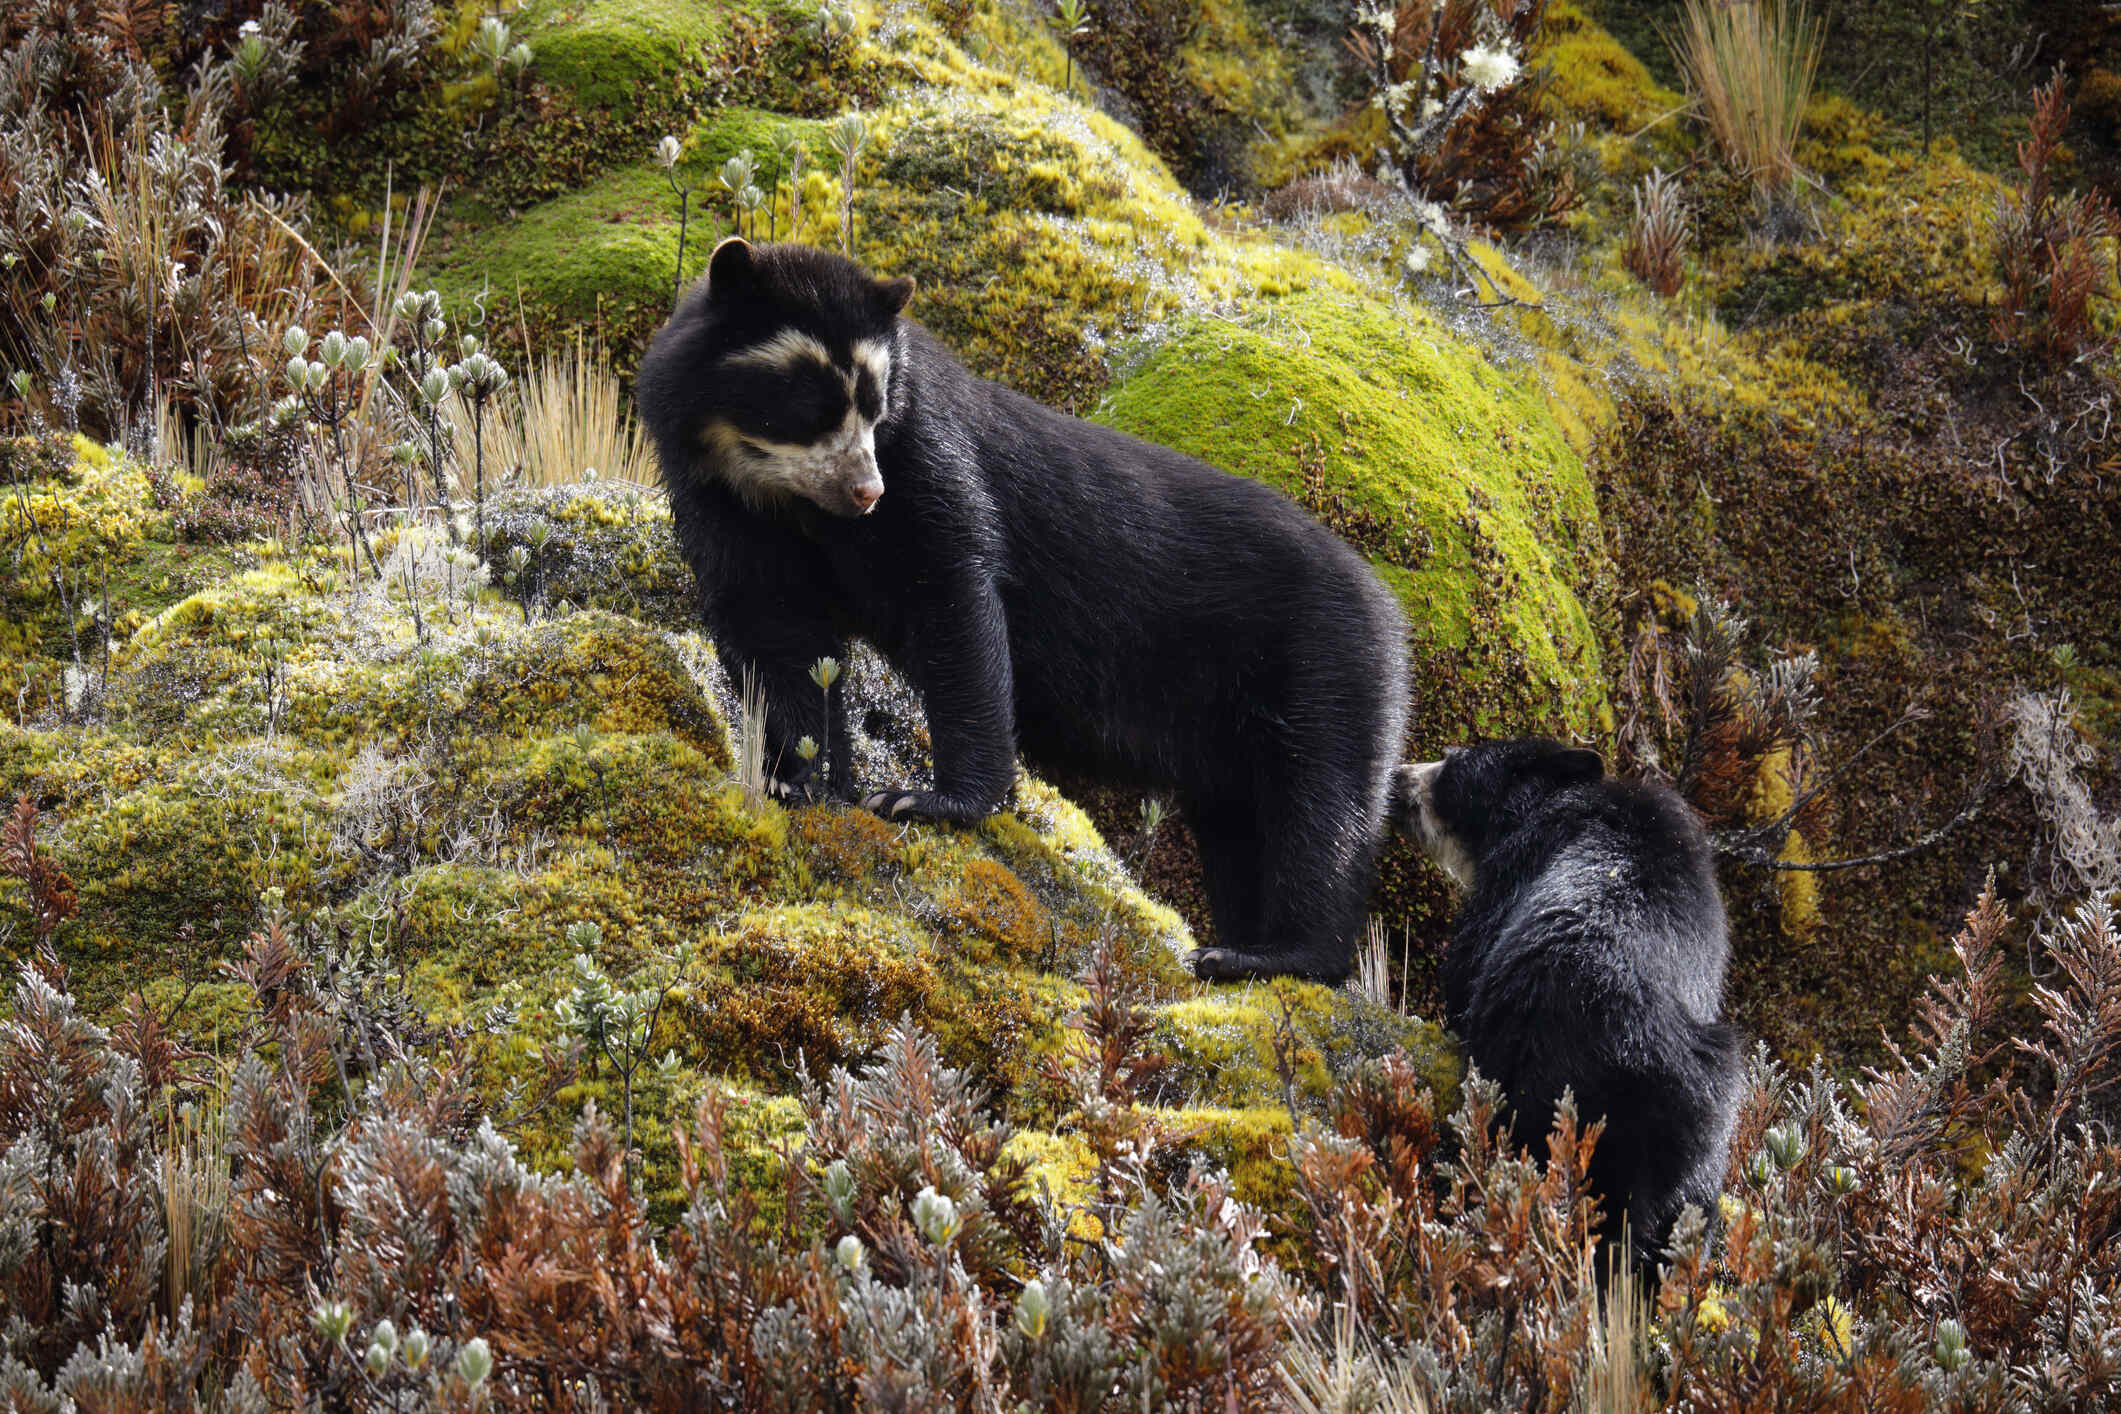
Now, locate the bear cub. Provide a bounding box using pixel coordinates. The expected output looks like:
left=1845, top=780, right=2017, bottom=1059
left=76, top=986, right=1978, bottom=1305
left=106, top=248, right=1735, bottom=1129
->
left=1396, top=738, right=1741, bottom=1271
left=636, top=239, right=1410, bottom=982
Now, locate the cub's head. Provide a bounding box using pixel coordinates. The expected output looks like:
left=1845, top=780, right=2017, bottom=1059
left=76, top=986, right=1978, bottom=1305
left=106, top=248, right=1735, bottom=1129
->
left=1394, top=737, right=1605, bottom=887
left=664, top=238, right=915, bottom=518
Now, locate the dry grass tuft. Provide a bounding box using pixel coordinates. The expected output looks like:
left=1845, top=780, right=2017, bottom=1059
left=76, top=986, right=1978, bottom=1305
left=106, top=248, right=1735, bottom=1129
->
left=162, top=1098, right=229, bottom=1322
left=449, top=335, right=656, bottom=490
left=1623, top=168, right=1691, bottom=297
left=738, top=665, right=770, bottom=810
left=1668, top=0, right=1822, bottom=195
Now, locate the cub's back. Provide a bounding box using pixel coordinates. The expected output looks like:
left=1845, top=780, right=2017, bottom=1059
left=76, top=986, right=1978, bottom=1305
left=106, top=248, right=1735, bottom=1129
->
left=1465, top=780, right=1728, bottom=1024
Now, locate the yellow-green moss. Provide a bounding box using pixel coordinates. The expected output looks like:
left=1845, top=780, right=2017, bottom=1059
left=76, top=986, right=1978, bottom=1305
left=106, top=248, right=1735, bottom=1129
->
left=522, top=0, right=730, bottom=111
left=1000, top=1127, right=1098, bottom=1210
left=434, top=18, right=1361, bottom=397
left=1154, top=1104, right=1298, bottom=1217
left=1096, top=291, right=1609, bottom=736
left=0, top=437, right=161, bottom=704
left=1153, top=979, right=1459, bottom=1112
left=938, top=855, right=1053, bottom=966
left=1537, top=0, right=1683, bottom=133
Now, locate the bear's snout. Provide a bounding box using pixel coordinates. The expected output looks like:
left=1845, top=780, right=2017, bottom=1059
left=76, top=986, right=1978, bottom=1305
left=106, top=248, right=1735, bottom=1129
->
left=1394, top=759, right=1473, bottom=888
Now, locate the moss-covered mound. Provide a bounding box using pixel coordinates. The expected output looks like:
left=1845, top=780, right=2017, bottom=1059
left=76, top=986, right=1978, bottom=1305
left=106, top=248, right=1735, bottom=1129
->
left=1, top=450, right=1456, bottom=1209
left=1098, top=292, right=1608, bottom=737
left=424, top=10, right=1612, bottom=728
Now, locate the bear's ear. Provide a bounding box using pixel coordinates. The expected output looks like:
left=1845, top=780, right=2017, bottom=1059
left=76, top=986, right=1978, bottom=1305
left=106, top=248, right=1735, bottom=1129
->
left=1552, top=747, right=1605, bottom=784
left=706, top=237, right=756, bottom=300
left=873, top=274, right=916, bottom=316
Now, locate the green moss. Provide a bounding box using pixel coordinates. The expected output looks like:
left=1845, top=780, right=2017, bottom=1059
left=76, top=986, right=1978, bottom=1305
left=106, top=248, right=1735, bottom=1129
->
left=1096, top=291, right=1609, bottom=738
left=426, top=104, right=845, bottom=364
left=435, top=25, right=1359, bottom=391
left=1153, top=980, right=1459, bottom=1112
left=522, top=0, right=729, bottom=111
left=36, top=755, right=344, bottom=1005
left=681, top=105, right=835, bottom=180
left=480, top=484, right=699, bottom=631
left=1537, top=1, right=1683, bottom=133
left=426, top=159, right=705, bottom=364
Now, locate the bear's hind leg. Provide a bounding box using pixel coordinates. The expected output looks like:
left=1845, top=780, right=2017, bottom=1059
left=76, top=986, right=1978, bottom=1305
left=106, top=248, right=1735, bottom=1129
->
left=1187, top=770, right=1378, bottom=984
left=1183, top=802, right=1271, bottom=981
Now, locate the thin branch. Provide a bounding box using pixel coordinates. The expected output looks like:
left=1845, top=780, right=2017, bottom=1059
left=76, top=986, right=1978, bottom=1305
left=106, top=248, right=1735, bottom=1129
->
left=1720, top=776, right=1998, bottom=873
left=1717, top=705, right=1929, bottom=858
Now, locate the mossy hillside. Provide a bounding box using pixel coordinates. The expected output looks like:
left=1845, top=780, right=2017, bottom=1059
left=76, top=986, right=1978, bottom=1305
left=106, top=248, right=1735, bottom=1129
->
left=954, top=0, right=1071, bottom=91
left=3, top=465, right=1456, bottom=1210
left=0, top=436, right=159, bottom=705
left=1176, top=0, right=1310, bottom=188
left=0, top=437, right=273, bottom=731
left=1097, top=292, right=1608, bottom=741
left=425, top=157, right=706, bottom=368
left=429, top=16, right=1369, bottom=398
left=1707, top=149, right=2011, bottom=355
left=1573, top=75, right=2121, bottom=1061
left=1153, top=981, right=1460, bottom=1113
left=479, top=482, right=700, bottom=629
left=425, top=104, right=846, bottom=368
left=519, top=0, right=877, bottom=116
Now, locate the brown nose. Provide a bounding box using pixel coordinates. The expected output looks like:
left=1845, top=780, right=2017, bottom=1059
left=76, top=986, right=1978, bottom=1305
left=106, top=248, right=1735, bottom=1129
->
left=850, top=482, right=882, bottom=512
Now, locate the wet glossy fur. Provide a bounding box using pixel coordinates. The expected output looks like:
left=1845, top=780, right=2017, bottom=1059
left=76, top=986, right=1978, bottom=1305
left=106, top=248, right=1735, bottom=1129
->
left=1397, top=739, right=1742, bottom=1270
left=637, top=242, right=1410, bottom=981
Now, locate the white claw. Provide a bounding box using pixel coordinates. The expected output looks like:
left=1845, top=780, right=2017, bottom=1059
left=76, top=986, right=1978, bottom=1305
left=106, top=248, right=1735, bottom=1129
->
left=891, top=795, right=917, bottom=817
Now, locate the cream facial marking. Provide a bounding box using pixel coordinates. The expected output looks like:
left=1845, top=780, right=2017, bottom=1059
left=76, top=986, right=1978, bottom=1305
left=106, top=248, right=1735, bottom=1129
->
left=704, top=330, right=894, bottom=513
left=724, top=332, right=889, bottom=413
left=853, top=338, right=893, bottom=412
left=722, top=328, right=835, bottom=374
left=1405, top=759, right=1476, bottom=888
left=705, top=404, right=883, bottom=513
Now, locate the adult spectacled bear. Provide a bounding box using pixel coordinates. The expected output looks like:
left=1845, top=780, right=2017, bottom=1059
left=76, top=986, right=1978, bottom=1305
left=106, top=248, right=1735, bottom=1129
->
left=636, top=239, right=1410, bottom=982
left=1396, top=738, right=1743, bottom=1272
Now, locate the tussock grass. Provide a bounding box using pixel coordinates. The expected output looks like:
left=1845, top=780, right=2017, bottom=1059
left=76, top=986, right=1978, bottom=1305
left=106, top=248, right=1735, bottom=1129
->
left=1279, top=1305, right=1431, bottom=1414
left=154, top=392, right=225, bottom=487
left=1585, top=1245, right=1653, bottom=1414
left=1354, top=916, right=1395, bottom=1011
left=163, top=1098, right=229, bottom=1322
left=449, top=335, right=656, bottom=490
left=1668, top=0, right=1822, bottom=194
left=738, top=666, right=770, bottom=810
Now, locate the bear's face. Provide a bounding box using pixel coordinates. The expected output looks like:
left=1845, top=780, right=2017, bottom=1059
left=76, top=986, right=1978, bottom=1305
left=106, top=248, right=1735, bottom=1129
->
left=1397, top=757, right=1475, bottom=887
left=689, top=239, right=914, bottom=518
left=1400, top=738, right=1605, bottom=885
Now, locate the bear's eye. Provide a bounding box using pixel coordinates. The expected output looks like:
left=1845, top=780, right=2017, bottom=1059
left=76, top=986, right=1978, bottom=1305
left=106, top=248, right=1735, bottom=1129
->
left=854, top=370, right=883, bottom=422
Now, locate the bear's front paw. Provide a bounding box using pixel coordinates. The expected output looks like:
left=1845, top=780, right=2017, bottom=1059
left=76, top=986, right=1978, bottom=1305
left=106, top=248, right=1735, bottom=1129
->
left=769, top=776, right=857, bottom=805
left=1187, top=947, right=1275, bottom=982
left=860, top=789, right=989, bottom=824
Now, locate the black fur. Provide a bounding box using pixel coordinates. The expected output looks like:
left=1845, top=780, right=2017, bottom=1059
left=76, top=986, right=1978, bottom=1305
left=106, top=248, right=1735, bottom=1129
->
left=636, top=242, right=1410, bottom=982
left=1398, top=738, right=1742, bottom=1270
